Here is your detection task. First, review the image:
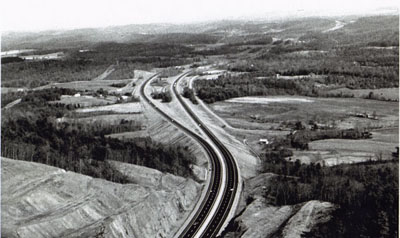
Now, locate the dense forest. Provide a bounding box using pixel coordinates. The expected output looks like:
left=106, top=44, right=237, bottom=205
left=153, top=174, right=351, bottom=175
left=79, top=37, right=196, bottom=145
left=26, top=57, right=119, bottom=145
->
left=1, top=89, right=196, bottom=182
left=194, top=62, right=398, bottom=103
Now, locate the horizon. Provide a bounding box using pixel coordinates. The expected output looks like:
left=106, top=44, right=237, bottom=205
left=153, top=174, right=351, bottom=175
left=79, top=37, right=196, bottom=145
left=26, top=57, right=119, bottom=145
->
left=1, top=0, right=398, bottom=33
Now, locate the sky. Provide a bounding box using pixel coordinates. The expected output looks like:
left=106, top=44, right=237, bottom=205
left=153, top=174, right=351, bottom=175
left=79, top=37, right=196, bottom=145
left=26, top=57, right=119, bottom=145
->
left=1, top=0, right=398, bottom=32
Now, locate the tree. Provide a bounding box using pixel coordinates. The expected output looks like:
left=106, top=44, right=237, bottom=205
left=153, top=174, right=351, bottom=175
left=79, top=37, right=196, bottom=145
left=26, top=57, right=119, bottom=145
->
left=295, top=121, right=305, bottom=130
left=92, top=145, right=107, bottom=161
left=368, top=91, right=374, bottom=99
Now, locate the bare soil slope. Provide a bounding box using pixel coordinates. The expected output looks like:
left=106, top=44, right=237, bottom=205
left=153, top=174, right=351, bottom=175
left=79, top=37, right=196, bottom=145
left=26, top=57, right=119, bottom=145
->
left=1, top=157, right=201, bottom=238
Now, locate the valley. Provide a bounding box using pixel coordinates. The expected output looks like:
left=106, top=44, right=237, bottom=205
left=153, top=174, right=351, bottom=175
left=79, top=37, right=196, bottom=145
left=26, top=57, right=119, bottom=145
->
left=1, top=13, right=399, bottom=238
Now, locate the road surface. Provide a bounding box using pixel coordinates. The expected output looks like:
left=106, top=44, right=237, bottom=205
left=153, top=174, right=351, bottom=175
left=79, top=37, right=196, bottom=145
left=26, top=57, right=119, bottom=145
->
left=139, top=72, right=239, bottom=237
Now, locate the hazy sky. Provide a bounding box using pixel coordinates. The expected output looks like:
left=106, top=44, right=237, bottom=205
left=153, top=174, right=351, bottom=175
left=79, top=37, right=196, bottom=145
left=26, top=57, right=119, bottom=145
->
left=1, top=0, right=398, bottom=32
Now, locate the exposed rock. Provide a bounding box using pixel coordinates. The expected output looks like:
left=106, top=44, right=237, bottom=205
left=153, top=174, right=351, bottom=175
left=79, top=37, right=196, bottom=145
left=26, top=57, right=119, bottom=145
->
left=281, top=200, right=336, bottom=238
left=2, top=157, right=201, bottom=238
left=223, top=173, right=336, bottom=238
left=240, top=198, right=294, bottom=238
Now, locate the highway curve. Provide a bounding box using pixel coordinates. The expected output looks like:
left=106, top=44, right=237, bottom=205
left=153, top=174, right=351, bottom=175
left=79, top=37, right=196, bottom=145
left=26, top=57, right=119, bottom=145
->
left=139, top=72, right=239, bottom=238
left=173, top=73, right=239, bottom=238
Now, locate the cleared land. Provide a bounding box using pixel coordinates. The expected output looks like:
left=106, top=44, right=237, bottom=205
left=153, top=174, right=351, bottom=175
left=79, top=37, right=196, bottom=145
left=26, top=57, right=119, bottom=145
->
left=209, top=96, right=398, bottom=165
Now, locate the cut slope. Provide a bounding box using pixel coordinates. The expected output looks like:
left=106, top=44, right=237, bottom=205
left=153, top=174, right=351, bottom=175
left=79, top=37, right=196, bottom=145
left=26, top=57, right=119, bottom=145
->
left=1, top=157, right=201, bottom=238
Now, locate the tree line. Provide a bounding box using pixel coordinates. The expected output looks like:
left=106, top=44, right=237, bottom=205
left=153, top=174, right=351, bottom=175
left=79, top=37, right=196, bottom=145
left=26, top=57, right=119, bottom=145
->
left=261, top=157, right=398, bottom=238
left=194, top=67, right=398, bottom=104
left=194, top=74, right=327, bottom=103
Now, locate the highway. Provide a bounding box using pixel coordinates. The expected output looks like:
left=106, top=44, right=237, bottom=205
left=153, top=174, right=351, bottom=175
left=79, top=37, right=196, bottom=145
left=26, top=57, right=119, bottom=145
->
left=139, top=72, right=239, bottom=238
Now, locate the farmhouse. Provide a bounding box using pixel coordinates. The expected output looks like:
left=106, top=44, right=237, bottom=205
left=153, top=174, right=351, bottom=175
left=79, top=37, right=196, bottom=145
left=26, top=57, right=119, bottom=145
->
left=258, top=138, right=269, bottom=144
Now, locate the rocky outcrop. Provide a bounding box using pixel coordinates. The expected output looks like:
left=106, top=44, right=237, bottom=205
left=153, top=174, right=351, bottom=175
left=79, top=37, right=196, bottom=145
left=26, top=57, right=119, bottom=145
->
left=1, top=157, right=201, bottom=238
left=223, top=173, right=336, bottom=238
left=281, top=200, right=336, bottom=238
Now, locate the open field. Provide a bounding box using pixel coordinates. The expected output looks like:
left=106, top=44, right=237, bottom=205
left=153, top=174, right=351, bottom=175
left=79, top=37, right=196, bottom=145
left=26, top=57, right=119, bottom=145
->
left=75, top=102, right=142, bottom=114
left=211, top=96, right=398, bottom=130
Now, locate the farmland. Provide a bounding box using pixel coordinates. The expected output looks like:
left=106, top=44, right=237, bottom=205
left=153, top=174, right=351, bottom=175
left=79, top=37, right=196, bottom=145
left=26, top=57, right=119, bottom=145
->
left=209, top=96, right=398, bottom=165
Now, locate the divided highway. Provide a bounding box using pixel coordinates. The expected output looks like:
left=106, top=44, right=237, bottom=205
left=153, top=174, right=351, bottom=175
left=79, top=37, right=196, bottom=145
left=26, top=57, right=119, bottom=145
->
left=140, top=72, right=239, bottom=238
